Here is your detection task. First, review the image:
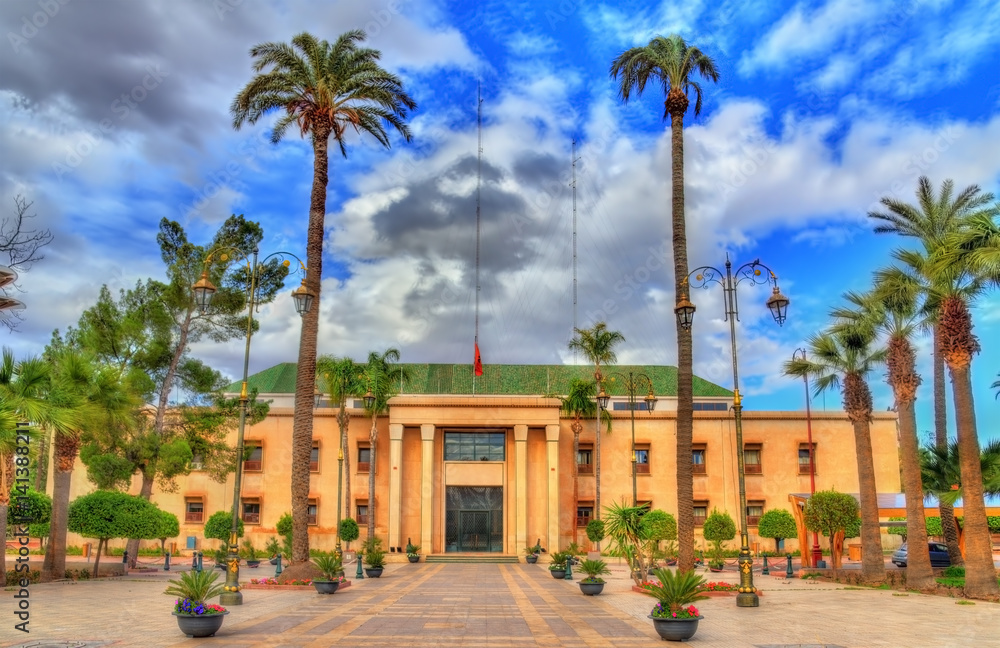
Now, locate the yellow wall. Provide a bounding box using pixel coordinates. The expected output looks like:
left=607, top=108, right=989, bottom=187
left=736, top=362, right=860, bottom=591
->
left=59, top=398, right=900, bottom=557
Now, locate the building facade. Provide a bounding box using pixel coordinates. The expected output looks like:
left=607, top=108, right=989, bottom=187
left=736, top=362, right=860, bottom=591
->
left=60, top=363, right=902, bottom=557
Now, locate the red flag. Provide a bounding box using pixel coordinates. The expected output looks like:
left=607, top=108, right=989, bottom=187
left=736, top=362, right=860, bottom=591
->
left=474, top=343, right=483, bottom=376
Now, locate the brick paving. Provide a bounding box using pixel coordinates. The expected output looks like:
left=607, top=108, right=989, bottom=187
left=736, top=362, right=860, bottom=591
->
left=2, top=560, right=998, bottom=647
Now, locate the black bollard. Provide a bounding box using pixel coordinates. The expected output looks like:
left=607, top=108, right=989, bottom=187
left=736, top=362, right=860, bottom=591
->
left=785, top=554, right=794, bottom=578
left=762, top=556, right=769, bottom=575
left=196, top=551, right=203, bottom=573
left=122, top=550, right=129, bottom=566
left=164, top=551, right=170, bottom=571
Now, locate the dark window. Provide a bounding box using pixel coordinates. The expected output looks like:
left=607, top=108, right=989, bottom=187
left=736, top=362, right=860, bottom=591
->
left=692, top=402, right=727, bottom=411
left=692, top=447, right=706, bottom=474
left=576, top=505, right=593, bottom=528
left=310, top=444, right=319, bottom=472
left=307, top=499, right=317, bottom=525
left=443, top=432, right=506, bottom=461
left=356, top=504, right=369, bottom=525
left=241, top=499, right=260, bottom=524
left=635, top=445, right=650, bottom=474
left=358, top=446, right=371, bottom=473
left=243, top=445, right=262, bottom=472
left=799, top=443, right=816, bottom=474
left=744, top=444, right=762, bottom=474
left=693, top=502, right=708, bottom=526
left=747, top=501, right=764, bottom=527
left=577, top=446, right=593, bottom=474
left=612, top=401, right=651, bottom=411
left=185, top=499, right=204, bottom=523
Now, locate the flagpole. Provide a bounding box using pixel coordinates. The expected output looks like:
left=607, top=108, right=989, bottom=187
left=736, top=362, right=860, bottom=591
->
left=474, top=82, right=483, bottom=394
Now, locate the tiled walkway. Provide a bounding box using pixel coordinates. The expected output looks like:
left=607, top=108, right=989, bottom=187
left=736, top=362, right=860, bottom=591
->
left=2, top=562, right=998, bottom=647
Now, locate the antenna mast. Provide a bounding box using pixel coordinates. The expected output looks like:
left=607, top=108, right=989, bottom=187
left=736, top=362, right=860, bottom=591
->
left=474, top=83, right=483, bottom=392
left=571, top=139, right=580, bottom=364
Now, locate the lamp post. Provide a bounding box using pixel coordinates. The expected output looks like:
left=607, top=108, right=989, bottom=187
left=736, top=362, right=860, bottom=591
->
left=674, top=256, right=789, bottom=608
left=793, top=348, right=823, bottom=568
left=192, top=245, right=313, bottom=606
left=596, top=373, right=656, bottom=506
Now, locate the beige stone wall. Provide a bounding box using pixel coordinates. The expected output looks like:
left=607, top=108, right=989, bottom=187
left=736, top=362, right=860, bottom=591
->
left=59, top=398, right=900, bottom=558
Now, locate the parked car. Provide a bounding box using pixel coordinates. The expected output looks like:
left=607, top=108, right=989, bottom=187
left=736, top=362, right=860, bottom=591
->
left=891, top=542, right=950, bottom=568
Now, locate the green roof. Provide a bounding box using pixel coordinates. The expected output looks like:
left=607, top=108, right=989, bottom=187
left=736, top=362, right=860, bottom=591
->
left=232, top=363, right=732, bottom=398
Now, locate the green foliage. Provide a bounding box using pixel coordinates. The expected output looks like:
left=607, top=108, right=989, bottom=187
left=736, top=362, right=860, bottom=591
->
left=642, top=568, right=709, bottom=614
left=361, top=536, right=383, bottom=554
left=926, top=516, right=943, bottom=536
left=311, top=551, right=343, bottom=580
left=276, top=512, right=293, bottom=537
left=338, top=517, right=360, bottom=544
left=804, top=490, right=859, bottom=536
left=548, top=551, right=571, bottom=569
left=240, top=538, right=259, bottom=561
left=757, top=509, right=797, bottom=541
left=566, top=541, right=584, bottom=556
left=67, top=490, right=160, bottom=541
left=887, top=516, right=907, bottom=537
left=641, top=509, right=677, bottom=542
left=578, top=558, right=610, bottom=583
left=702, top=509, right=736, bottom=542
left=603, top=499, right=649, bottom=585
left=264, top=536, right=281, bottom=557
left=202, top=511, right=244, bottom=544
left=988, top=516, right=1000, bottom=533
left=155, top=509, right=179, bottom=540
left=7, top=489, right=51, bottom=526
left=585, top=519, right=605, bottom=544
left=943, top=566, right=966, bottom=578
left=164, top=569, right=225, bottom=604
left=364, top=547, right=386, bottom=569
left=405, top=540, right=420, bottom=555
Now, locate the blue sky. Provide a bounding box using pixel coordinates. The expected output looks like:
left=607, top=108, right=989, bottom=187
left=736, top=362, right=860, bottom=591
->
left=1, top=0, right=998, bottom=442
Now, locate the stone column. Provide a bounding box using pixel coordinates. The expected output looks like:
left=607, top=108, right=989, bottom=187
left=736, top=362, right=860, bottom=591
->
left=420, top=424, right=435, bottom=554
left=546, top=424, right=560, bottom=553
left=388, top=423, right=404, bottom=551
left=514, top=424, right=528, bottom=553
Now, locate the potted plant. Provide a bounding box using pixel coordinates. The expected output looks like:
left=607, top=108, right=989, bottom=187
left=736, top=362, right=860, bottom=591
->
left=405, top=539, right=421, bottom=563
left=265, top=536, right=281, bottom=565
left=242, top=538, right=261, bottom=568
left=311, top=551, right=344, bottom=594
left=548, top=551, right=570, bottom=579
left=213, top=548, right=228, bottom=570
left=164, top=569, right=228, bottom=637
left=578, top=558, right=610, bottom=595
left=642, top=568, right=709, bottom=641
left=524, top=541, right=541, bottom=564
left=585, top=519, right=605, bottom=558
left=364, top=546, right=386, bottom=577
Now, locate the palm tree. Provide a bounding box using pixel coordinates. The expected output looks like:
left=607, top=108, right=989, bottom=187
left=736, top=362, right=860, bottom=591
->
left=868, top=177, right=996, bottom=568
left=568, top=322, right=624, bottom=545
left=922, top=440, right=1000, bottom=506
left=360, top=348, right=411, bottom=540
left=830, top=288, right=934, bottom=589
left=610, top=34, right=719, bottom=573
left=927, top=207, right=1000, bottom=598
left=992, top=373, right=1000, bottom=399
left=560, top=378, right=607, bottom=546
left=0, top=350, right=58, bottom=587
left=39, top=349, right=141, bottom=581
left=231, top=31, right=415, bottom=566
left=316, top=355, right=363, bottom=540
left=784, top=326, right=887, bottom=584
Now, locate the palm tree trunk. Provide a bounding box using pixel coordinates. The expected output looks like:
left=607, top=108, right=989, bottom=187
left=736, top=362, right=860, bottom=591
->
left=34, top=429, right=48, bottom=492
left=844, top=375, right=885, bottom=583
left=42, top=434, right=78, bottom=581
left=669, top=104, right=695, bottom=573
left=0, top=451, right=11, bottom=587
left=339, top=407, right=351, bottom=532
left=290, top=129, right=330, bottom=565
left=593, top=365, right=602, bottom=553
left=572, top=421, right=581, bottom=546
left=949, top=364, right=999, bottom=598
left=368, top=418, right=377, bottom=540
left=889, top=336, right=934, bottom=589
left=934, top=324, right=962, bottom=564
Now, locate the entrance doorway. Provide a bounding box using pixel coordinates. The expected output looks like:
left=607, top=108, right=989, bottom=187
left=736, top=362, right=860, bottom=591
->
left=445, top=486, right=503, bottom=552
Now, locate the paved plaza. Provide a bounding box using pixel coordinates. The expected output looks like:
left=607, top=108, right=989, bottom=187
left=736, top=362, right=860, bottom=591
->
left=2, top=560, right=998, bottom=647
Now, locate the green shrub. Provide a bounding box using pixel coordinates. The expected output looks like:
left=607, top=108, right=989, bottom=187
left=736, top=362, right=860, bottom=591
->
left=943, top=566, right=966, bottom=578
left=585, top=519, right=605, bottom=544
left=203, top=511, right=245, bottom=545
left=338, top=517, right=360, bottom=547
left=6, top=570, right=41, bottom=584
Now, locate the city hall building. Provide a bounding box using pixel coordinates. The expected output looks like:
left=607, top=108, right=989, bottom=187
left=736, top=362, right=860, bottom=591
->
left=62, top=363, right=902, bottom=557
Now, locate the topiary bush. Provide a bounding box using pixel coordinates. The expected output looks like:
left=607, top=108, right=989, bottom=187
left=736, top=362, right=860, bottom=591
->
left=338, top=517, right=360, bottom=550
left=585, top=519, right=605, bottom=545
left=203, top=511, right=245, bottom=546
left=757, top=509, right=798, bottom=553
left=702, top=509, right=736, bottom=568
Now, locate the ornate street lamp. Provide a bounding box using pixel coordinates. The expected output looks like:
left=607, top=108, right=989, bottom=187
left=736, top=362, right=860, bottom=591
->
left=793, top=348, right=823, bottom=568
left=674, top=256, right=789, bottom=608
left=193, top=245, right=312, bottom=606
left=597, top=372, right=656, bottom=507
left=0, top=265, right=26, bottom=314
